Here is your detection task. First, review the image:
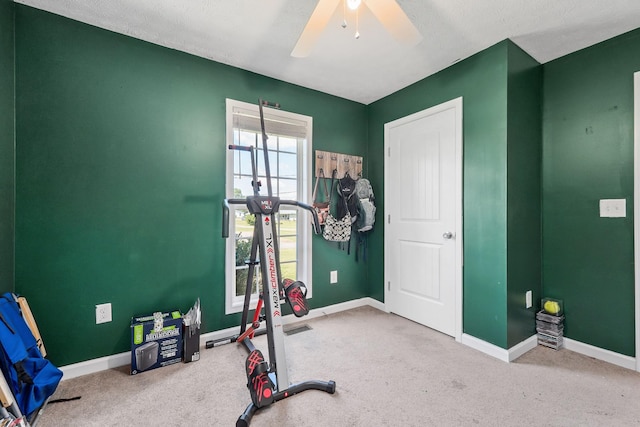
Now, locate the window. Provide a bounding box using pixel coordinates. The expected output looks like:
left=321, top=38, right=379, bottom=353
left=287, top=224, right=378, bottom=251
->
left=225, top=99, right=313, bottom=314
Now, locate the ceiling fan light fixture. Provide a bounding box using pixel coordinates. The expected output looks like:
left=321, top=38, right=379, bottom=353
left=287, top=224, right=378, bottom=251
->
left=292, top=0, right=422, bottom=57
left=347, top=0, right=361, bottom=11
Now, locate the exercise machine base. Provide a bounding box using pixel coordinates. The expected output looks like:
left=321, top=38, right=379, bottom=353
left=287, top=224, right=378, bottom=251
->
left=237, top=380, right=336, bottom=427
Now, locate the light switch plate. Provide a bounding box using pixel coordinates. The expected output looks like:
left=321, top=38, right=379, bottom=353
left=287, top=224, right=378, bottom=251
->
left=599, top=199, right=626, bottom=218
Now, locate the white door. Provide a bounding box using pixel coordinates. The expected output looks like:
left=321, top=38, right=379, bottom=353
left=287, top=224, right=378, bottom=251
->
left=384, top=98, right=463, bottom=340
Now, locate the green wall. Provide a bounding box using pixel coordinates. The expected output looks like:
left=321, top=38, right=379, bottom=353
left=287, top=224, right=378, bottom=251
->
left=0, top=0, right=15, bottom=294
left=14, top=6, right=369, bottom=366
left=542, top=28, right=640, bottom=356
left=506, top=43, right=542, bottom=347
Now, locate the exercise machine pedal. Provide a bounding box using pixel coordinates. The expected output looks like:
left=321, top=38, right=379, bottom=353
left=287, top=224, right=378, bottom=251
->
left=283, top=279, right=309, bottom=318
left=245, top=350, right=273, bottom=408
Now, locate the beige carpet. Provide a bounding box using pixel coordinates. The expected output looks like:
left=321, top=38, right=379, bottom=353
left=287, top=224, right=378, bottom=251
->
left=37, top=306, right=640, bottom=426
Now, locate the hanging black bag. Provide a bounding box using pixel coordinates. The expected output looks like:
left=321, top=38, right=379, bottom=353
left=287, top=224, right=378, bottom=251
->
left=322, top=170, right=352, bottom=242
left=336, top=172, right=358, bottom=224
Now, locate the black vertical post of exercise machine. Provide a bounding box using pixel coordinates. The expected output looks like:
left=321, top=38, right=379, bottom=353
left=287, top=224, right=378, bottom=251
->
left=223, top=99, right=335, bottom=427
left=258, top=101, right=285, bottom=313
left=237, top=143, right=260, bottom=337
left=258, top=100, right=274, bottom=198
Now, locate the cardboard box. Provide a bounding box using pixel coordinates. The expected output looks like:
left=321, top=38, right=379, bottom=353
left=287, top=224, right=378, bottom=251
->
left=131, top=310, right=183, bottom=374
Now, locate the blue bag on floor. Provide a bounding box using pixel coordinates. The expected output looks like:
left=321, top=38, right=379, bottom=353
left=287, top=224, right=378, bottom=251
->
left=0, top=293, right=63, bottom=417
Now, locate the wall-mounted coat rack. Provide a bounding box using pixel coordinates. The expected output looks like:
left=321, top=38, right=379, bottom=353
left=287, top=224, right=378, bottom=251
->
left=314, top=150, right=363, bottom=178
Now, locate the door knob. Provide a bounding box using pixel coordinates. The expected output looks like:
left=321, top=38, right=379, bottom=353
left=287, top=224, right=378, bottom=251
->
left=443, top=232, right=454, bottom=240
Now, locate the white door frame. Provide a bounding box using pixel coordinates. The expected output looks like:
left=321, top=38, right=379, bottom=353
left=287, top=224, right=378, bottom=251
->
left=634, top=71, right=640, bottom=372
left=383, top=97, right=464, bottom=342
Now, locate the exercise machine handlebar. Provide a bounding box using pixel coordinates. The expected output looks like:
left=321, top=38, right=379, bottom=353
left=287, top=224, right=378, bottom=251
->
left=281, top=199, right=322, bottom=235
left=228, top=144, right=252, bottom=152
left=222, top=198, right=322, bottom=238
left=222, top=199, right=244, bottom=238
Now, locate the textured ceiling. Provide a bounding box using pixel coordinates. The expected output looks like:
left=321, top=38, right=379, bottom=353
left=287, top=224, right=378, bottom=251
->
left=13, top=0, right=640, bottom=104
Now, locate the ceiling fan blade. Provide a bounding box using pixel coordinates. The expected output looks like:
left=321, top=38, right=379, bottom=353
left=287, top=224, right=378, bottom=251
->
left=365, top=0, right=422, bottom=45
left=291, top=0, right=342, bottom=58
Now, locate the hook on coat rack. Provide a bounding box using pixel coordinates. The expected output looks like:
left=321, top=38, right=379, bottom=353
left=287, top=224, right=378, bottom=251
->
left=315, top=150, right=363, bottom=178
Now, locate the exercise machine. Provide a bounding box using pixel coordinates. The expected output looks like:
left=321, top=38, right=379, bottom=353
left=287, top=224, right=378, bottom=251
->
left=222, top=99, right=336, bottom=427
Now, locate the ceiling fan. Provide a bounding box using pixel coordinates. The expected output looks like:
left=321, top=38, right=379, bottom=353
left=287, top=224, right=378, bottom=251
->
left=291, top=0, right=423, bottom=58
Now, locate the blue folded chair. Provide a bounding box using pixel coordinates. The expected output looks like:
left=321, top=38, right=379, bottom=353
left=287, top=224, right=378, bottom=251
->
left=0, top=293, right=62, bottom=425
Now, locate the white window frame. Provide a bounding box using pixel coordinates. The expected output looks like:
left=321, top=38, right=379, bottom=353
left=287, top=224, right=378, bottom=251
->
left=225, top=98, right=313, bottom=314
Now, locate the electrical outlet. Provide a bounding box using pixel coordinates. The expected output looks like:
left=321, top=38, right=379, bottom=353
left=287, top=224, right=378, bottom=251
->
left=525, top=291, right=532, bottom=309
left=330, top=270, right=338, bottom=284
left=96, top=303, right=112, bottom=324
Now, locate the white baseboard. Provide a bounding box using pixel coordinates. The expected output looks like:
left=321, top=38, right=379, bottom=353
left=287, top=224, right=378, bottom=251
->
left=461, top=333, right=637, bottom=371
left=62, top=298, right=637, bottom=380
left=508, top=335, right=539, bottom=361
left=563, top=337, right=636, bottom=370
left=60, top=297, right=382, bottom=380
left=460, top=333, right=538, bottom=362
left=59, top=352, right=131, bottom=380
left=460, top=334, right=507, bottom=361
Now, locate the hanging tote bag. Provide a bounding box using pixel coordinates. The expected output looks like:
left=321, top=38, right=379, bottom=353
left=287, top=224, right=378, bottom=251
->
left=312, top=168, right=330, bottom=226
left=322, top=210, right=352, bottom=242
